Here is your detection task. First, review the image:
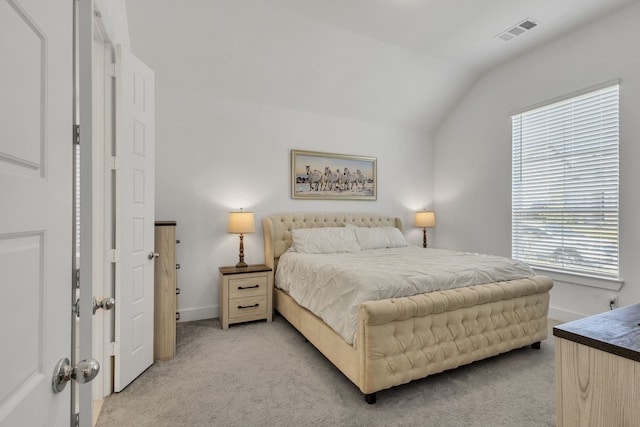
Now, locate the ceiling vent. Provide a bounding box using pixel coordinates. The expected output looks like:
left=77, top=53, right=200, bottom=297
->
left=495, top=18, right=539, bottom=42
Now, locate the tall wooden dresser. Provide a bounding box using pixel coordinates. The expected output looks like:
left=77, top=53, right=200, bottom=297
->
left=154, top=221, right=180, bottom=360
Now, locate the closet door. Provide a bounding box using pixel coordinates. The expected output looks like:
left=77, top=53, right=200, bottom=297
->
left=113, top=45, right=155, bottom=392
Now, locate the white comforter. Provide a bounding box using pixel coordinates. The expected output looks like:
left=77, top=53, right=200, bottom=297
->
left=275, top=246, right=535, bottom=344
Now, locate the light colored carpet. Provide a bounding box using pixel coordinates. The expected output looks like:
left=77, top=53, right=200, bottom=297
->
left=96, top=316, right=556, bottom=427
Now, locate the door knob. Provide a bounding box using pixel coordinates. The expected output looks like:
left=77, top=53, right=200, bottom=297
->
left=148, top=251, right=159, bottom=260
left=52, top=357, right=100, bottom=393
left=93, top=297, right=115, bottom=314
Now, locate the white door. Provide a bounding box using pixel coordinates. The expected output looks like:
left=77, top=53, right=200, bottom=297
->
left=0, top=0, right=73, bottom=425
left=114, top=45, right=156, bottom=392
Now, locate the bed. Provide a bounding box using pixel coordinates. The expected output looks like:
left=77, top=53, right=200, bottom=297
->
left=263, top=212, right=553, bottom=403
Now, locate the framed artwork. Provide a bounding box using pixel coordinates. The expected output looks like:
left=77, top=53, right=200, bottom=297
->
left=291, top=149, right=377, bottom=200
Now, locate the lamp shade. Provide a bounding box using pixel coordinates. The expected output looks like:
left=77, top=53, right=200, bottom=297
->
left=415, top=211, right=436, bottom=228
left=228, top=211, right=256, bottom=234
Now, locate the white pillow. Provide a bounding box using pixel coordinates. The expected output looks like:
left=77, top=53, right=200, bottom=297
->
left=291, top=227, right=361, bottom=254
left=347, top=224, right=408, bottom=250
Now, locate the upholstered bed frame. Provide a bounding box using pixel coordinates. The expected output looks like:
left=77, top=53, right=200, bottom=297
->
left=263, top=212, right=553, bottom=403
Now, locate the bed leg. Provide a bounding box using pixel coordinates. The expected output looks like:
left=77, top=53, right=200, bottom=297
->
left=531, top=341, right=541, bottom=349
left=364, top=393, right=377, bottom=404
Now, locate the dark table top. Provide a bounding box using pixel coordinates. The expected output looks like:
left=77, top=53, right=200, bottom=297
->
left=553, top=303, right=640, bottom=363
left=219, top=264, right=272, bottom=275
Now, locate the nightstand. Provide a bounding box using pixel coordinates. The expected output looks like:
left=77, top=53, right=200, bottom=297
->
left=219, top=264, right=273, bottom=329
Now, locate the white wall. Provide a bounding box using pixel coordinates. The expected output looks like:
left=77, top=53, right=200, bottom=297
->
left=119, top=1, right=446, bottom=322
left=119, top=2, right=441, bottom=323
left=155, top=95, right=433, bottom=321
left=434, top=3, right=640, bottom=321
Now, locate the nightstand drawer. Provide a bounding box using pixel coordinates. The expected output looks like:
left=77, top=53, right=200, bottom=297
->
left=228, top=275, right=268, bottom=299
left=229, top=295, right=267, bottom=319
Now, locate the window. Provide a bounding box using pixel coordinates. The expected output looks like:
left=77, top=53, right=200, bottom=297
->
left=512, top=83, right=619, bottom=278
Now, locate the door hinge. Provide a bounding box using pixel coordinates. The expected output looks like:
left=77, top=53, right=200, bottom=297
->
left=74, top=413, right=79, bottom=427
left=73, top=124, right=80, bottom=145
left=107, top=156, right=120, bottom=170
left=107, top=249, right=120, bottom=263
left=72, top=298, right=80, bottom=318
left=108, top=342, right=119, bottom=357
left=74, top=268, right=80, bottom=289
left=107, top=63, right=121, bottom=78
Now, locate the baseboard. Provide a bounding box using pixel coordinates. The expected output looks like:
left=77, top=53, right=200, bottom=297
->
left=548, top=305, right=586, bottom=324
left=178, top=305, right=218, bottom=322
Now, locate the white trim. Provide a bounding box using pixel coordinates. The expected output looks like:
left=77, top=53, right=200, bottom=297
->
left=509, top=78, right=621, bottom=116
left=91, top=30, right=106, bottom=404
left=533, top=267, right=623, bottom=291
left=78, top=0, right=95, bottom=424
left=178, top=305, right=218, bottom=323
left=89, top=13, right=117, bottom=402
left=102, top=42, right=115, bottom=399
left=548, top=305, right=587, bottom=324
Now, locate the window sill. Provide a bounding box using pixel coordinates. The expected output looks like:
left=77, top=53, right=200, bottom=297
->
left=532, top=267, right=623, bottom=291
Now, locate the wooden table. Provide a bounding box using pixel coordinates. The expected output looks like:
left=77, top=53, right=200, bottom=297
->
left=553, top=304, right=640, bottom=426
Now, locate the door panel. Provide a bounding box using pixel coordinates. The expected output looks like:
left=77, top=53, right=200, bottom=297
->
left=114, top=46, right=155, bottom=392
left=0, top=0, right=72, bottom=425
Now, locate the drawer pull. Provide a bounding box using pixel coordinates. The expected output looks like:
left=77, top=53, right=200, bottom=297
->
left=238, top=303, right=259, bottom=310
left=238, top=284, right=259, bottom=290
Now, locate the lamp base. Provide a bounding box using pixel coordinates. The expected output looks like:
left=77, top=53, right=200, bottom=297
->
left=236, top=233, right=248, bottom=268
left=422, top=228, right=428, bottom=248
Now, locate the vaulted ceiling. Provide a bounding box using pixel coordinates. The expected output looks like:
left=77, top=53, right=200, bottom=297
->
left=125, top=0, right=638, bottom=131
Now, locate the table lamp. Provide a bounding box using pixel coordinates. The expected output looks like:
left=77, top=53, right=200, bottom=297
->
left=228, top=209, right=255, bottom=268
left=415, top=211, right=436, bottom=248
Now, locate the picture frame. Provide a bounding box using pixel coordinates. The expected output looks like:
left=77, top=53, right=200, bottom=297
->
left=291, top=149, right=377, bottom=200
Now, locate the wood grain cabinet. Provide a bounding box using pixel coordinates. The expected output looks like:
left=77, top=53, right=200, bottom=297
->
left=554, top=304, right=640, bottom=426
left=219, top=264, right=273, bottom=329
left=154, top=221, right=180, bottom=360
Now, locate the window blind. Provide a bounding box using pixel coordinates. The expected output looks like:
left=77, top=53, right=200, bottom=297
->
left=512, top=84, right=619, bottom=278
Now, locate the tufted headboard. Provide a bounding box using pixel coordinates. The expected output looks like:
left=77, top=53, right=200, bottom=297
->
left=263, top=212, right=404, bottom=272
